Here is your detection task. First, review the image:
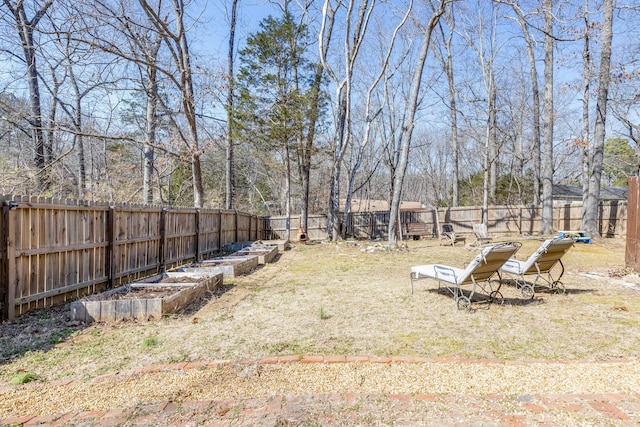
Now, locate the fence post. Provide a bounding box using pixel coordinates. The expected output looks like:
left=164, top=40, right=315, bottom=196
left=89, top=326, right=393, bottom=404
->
left=369, top=212, right=374, bottom=239
left=5, top=204, right=16, bottom=320
left=194, top=209, right=201, bottom=262
left=159, top=208, right=168, bottom=272
left=234, top=210, right=239, bottom=243
left=218, top=210, right=223, bottom=252
left=106, top=206, right=116, bottom=290
left=0, top=203, right=7, bottom=321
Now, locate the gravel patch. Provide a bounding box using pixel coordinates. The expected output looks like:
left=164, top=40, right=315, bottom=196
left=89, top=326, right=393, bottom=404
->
left=1, top=358, right=639, bottom=418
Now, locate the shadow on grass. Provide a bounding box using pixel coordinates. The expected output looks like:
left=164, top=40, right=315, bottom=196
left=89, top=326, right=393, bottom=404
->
left=500, top=279, right=595, bottom=296
left=424, top=287, right=548, bottom=311
left=0, top=303, right=81, bottom=367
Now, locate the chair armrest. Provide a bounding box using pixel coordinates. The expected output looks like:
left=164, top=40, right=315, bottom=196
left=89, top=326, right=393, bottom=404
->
left=433, top=265, right=457, bottom=282
left=501, top=259, right=523, bottom=273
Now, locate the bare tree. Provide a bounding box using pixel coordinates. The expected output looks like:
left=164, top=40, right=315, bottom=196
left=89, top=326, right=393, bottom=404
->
left=388, top=0, right=448, bottom=247
left=141, top=39, right=162, bottom=204
left=457, top=0, right=500, bottom=224
left=582, top=0, right=613, bottom=236
left=138, top=0, right=205, bottom=208
left=75, top=0, right=168, bottom=204
left=2, top=0, right=54, bottom=192
left=540, top=0, right=555, bottom=235
left=341, top=0, right=413, bottom=235
left=433, top=4, right=460, bottom=206
left=579, top=0, right=591, bottom=206
left=319, top=0, right=375, bottom=241
left=500, top=0, right=542, bottom=205
left=49, top=13, right=121, bottom=199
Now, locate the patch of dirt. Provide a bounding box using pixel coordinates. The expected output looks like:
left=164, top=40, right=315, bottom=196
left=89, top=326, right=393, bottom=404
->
left=0, top=304, right=77, bottom=362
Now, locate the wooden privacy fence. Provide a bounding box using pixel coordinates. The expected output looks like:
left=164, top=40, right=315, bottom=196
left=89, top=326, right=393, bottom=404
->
left=0, top=196, right=263, bottom=320
left=626, top=177, right=640, bottom=272
left=265, top=201, right=626, bottom=240
left=394, top=202, right=626, bottom=239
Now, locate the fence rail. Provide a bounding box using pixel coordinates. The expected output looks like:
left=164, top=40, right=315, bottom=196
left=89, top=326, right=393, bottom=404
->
left=0, top=196, right=263, bottom=320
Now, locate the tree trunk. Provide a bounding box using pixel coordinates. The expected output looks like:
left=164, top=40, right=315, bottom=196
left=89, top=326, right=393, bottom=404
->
left=581, top=1, right=590, bottom=212
left=446, top=45, right=459, bottom=207
left=225, top=0, right=238, bottom=210
left=540, top=0, right=555, bottom=235
left=191, top=153, right=204, bottom=208
left=488, top=68, right=497, bottom=201
left=285, top=142, right=292, bottom=241
left=328, top=91, right=348, bottom=240
left=582, top=0, right=613, bottom=237
left=143, top=61, right=158, bottom=204
left=68, top=59, right=86, bottom=198
left=175, top=0, right=203, bottom=208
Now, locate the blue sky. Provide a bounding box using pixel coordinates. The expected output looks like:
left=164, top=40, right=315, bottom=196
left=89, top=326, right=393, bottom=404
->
left=197, top=0, right=279, bottom=59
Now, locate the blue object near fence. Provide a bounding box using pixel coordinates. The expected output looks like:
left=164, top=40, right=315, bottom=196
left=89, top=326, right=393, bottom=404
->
left=557, top=230, right=592, bottom=244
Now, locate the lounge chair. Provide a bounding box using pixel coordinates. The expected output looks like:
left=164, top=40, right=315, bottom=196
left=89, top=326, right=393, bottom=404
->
left=472, top=223, right=494, bottom=246
left=410, top=243, right=519, bottom=311
left=499, top=237, right=574, bottom=298
left=441, top=223, right=466, bottom=246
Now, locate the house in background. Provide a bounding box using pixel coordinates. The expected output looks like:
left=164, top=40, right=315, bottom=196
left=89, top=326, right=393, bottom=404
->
left=340, top=198, right=424, bottom=213
left=552, top=184, right=627, bottom=204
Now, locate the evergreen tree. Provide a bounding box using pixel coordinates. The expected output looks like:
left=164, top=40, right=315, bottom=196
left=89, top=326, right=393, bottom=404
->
left=234, top=12, right=323, bottom=230
left=603, top=138, right=636, bottom=186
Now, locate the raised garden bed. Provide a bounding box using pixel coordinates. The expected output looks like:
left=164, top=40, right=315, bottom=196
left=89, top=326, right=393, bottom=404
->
left=261, top=240, right=289, bottom=251
left=181, top=254, right=259, bottom=278
left=70, top=272, right=222, bottom=323
left=232, top=245, right=278, bottom=264
left=222, top=241, right=257, bottom=252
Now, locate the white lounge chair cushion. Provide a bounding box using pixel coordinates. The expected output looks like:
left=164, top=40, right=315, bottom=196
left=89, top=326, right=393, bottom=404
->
left=410, top=244, right=508, bottom=286
left=500, top=258, right=527, bottom=275
left=410, top=264, right=470, bottom=285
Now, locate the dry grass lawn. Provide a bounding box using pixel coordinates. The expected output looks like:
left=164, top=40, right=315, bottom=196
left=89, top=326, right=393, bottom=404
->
left=1, top=236, right=639, bottom=385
